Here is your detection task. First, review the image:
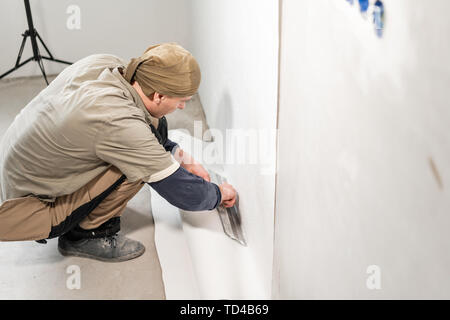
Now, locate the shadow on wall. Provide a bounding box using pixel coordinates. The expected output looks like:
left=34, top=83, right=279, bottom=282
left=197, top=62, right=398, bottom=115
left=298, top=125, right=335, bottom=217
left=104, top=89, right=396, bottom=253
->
left=215, top=91, right=233, bottom=134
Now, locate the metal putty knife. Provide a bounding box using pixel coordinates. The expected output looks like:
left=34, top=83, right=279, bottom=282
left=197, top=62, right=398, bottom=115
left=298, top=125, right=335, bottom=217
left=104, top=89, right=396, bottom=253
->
left=208, top=169, right=247, bottom=246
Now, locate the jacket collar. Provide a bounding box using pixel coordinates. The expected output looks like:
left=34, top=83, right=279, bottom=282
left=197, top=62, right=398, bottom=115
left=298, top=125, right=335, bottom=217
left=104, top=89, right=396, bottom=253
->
left=112, top=67, right=159, bottom=128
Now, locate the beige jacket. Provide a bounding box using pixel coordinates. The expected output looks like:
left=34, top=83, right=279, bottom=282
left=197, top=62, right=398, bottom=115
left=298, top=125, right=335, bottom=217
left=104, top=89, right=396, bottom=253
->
left=0, top=54, right=179, bottom=203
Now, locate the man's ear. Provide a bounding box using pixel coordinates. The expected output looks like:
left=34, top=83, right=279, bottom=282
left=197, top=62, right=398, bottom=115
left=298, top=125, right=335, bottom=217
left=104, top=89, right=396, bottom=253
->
left=153, top=92, right=161, bottom=103
left=158, top=93, right=166, bottom=101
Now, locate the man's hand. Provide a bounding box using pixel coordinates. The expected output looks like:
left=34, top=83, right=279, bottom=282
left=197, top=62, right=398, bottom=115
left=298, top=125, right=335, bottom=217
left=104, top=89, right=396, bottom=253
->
left=174, top=147, right=211, bottom=182
left=219, top=183, right=237, bottom=208
left=184, top=162, right=211, bottom=182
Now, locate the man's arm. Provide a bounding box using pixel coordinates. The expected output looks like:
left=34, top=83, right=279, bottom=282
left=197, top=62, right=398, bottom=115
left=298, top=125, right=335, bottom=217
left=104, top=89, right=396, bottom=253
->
left=170, top=145, right=211, bottom=182
left=155, top=121, right=235, bottom=208
left=163, top=138, right=179, bottom=155
left=150, top=140, right=237, bottom=210
left=148, top=166, right=221, bottom=211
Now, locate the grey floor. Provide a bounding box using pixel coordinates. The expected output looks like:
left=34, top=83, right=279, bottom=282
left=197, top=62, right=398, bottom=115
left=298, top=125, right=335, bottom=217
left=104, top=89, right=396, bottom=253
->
left=0, top=74, right=209, bottom=299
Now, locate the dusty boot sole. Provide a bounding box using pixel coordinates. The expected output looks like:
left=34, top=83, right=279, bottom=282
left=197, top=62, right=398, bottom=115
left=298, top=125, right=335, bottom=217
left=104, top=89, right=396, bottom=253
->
left=57, top=245, right=146, bottom=263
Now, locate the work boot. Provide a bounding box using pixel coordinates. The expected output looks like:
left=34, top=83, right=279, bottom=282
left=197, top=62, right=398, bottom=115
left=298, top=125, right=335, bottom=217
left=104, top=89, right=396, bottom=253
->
left=57, top=217, right=145, bottom=262
left=58, top=233, right=145, bottom=262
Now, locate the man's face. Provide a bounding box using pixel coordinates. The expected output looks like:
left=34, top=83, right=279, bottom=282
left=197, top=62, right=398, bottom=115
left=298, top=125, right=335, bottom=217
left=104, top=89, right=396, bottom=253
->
left=151, top=95, right=192, bottom=118
left=132, top=80, right=192, bottom=118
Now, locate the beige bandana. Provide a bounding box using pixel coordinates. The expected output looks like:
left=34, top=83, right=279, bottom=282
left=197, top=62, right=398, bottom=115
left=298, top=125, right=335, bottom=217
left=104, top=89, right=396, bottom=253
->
left=124, top=43, right=201, bottom=97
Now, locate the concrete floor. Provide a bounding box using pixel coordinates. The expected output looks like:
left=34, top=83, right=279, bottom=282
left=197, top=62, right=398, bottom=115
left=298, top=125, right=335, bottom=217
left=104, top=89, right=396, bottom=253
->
left=0, top=74, right=209, bottom=299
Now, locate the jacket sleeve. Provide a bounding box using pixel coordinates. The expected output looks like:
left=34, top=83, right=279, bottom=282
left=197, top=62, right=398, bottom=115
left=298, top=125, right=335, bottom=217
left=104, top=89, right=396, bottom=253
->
left=163, top=138, right=179, bottom=155
left=148, top=166, right=222, bottom=211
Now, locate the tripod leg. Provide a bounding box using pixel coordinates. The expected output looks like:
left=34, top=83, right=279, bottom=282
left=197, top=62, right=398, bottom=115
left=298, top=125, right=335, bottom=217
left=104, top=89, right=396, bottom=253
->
left=16, top=33, right=29, bottom=67
left=37, top=59, right=49, bottom=85
left=36, top=31, right=72, bottom=65
left=0, top=57, right=34, bottom=79
left=41, top=56, right=73, bottom=65
left=0, top=33, right=34, bottom=80
left=35, top=31, right=54, bottom=59
left=35, top=44, right=49, bottom=85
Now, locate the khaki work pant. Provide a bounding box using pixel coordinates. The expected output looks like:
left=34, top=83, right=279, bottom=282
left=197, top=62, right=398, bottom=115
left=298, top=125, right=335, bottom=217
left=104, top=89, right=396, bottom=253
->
left=0, top=166, right=145, bottom=241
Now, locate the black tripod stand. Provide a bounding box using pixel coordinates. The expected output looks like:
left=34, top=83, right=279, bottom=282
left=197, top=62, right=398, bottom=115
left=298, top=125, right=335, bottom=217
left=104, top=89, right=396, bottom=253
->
left=0, top=0, right=72, bottom=85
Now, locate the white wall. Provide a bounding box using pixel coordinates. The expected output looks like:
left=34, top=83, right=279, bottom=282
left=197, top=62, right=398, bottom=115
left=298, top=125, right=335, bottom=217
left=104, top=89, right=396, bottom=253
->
left=274, top=0, right=450, bottom=299
left=188, top=0, right=279, bottom=298
left=0, top=0, right=191, bottom=78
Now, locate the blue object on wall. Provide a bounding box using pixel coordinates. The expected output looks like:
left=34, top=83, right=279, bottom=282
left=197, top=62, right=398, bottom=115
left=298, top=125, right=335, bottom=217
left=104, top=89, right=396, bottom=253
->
left=358, top=0, right=369, bottom=13
left=344, top=0, right=386, bottom=39
left=373, top=0, right=385, bottom=38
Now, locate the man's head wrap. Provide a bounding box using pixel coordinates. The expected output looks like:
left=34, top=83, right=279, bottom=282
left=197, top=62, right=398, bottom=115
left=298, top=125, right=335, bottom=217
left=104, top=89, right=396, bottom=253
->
left=124, top=43, right=201, bottom=98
